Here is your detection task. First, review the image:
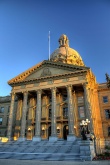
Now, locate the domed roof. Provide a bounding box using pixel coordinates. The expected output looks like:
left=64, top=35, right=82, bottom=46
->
left=50, top=34, right=85, bottom=66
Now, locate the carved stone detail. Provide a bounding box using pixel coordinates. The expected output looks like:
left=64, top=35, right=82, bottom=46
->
left=41, top=68, right=51, bottom=77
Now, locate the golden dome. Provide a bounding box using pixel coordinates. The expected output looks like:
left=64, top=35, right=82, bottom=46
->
left=50, top=34, right=85, bottom=66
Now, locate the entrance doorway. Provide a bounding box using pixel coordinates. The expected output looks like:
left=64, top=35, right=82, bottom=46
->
left=63, top=125, right=69, bottom=140
left=48, top=126, right=51, bottom=139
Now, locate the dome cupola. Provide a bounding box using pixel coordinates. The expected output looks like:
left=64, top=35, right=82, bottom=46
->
left=50, top=34, right=85, bottom=66
left=58, top=34, right=69, bottom=47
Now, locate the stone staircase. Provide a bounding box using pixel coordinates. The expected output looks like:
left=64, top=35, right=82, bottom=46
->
left=0, top=139, right=95, bottom=161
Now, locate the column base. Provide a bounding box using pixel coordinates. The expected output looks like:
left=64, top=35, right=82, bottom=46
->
left=18, top=137, right=26, bottom=141
left=7, top=136, right=13, bottom=141
left=67, top=135, right=76, bottom=141
left=49, top=136, right=58, bottom=142
left=32, top=136, right=41, bottom=142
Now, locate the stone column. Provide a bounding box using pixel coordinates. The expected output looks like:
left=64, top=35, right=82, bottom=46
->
left=83, top=83, right=94, bottom=133
left=73, top=91, right=78, bottom=136
left=7, top=92, right=15, bottom=141
left=33, top=90, right=42, bottom=141
left=18, top=91, right=28, bottom=141
left=67, top=85, right=76, bottom=141
left=49, top=87, right=58, bottom=141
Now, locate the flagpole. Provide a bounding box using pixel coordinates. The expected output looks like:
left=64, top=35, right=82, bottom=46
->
left=49, top=31, right=50, bottom=61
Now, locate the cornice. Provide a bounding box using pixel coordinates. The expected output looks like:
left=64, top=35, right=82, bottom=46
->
left=98, top=88, right=110, bottom=91
left=0, top=96, right=11, bottom=103
left=98, top=83, right=110, bottom=91
left=43, top=60, right=90, bottom=70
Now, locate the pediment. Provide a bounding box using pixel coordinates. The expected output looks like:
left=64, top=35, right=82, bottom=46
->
left=8, top=60, right=89, bottom=85
left=25, top=66, right=78, bottom=80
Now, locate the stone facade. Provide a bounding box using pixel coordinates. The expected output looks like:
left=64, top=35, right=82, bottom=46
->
left=0, top=34, right=110, bottom=154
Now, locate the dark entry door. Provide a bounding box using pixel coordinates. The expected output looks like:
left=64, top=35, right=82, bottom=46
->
left=48, top=126, right=51, bottom=139
left=63, top=125, right=69, bottom=140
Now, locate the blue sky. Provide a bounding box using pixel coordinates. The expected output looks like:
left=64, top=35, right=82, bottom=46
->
left=0, top=0, right=110, bottom=96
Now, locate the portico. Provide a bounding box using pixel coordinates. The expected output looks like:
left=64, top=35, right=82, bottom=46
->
left=7, top=80, right=93, bottom=142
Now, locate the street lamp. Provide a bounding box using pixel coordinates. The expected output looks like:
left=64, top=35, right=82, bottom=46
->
left=80, top=119, right=90, bottom=140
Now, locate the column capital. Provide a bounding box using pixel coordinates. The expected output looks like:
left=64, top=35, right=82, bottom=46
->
left=83, top=82, right=90, bottom=89
left=83, top=82, right=88, bottom=86
left=10, top=91, right=15, bottom=95
left=67, top=84, right=72, bottom=87
left=10, top=92, right=16, bottom=100
left=22, top=91, right=28, bottom=95
left=51, top=86, right=56, bottom=90
left=36, top=89, right=42, bottom=94
left=66, top=84, right=73, bottom=91
left=51, top=87, right=57, bottom=93
left=72, top=90, right=75, bottom=95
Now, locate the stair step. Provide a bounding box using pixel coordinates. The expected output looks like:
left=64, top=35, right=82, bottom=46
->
left=0, top=140, right=94, bottom=161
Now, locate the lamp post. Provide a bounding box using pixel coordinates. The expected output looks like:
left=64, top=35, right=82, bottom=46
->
left=80, top=119, right=90, bottom=140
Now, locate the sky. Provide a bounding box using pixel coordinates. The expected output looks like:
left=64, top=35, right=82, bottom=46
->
left=0, top=0, right=110, bottom=96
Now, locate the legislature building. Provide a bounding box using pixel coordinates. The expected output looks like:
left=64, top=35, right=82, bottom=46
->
left=0, top=34, right=110, bottom=154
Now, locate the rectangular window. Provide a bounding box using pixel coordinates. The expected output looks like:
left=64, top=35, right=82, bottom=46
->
left=103, top=96, right=108, bottom=103
left=77, top=96, right=84, bottom=103
left=63, top=95, right=67, bottom=101
left=49, top=108, right=51, bottom=118
left=0, top=107, right=4, bottom=113
left=0, top=117, right=2, bottom=125
left=49, top=96, right=52, bottom=103
left=105, top=109, right=110, bottom=119
left=7, top=117, right=9, bottom=126
left=63, top=107, right=68, bottom=118
left=78, top=106, right=85, bottom=118
left=108, top=127, right=110, bottom=136
left=8, top=106, right=10, bottom=113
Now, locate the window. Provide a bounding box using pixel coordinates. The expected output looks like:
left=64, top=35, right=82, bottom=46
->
left=49, top=96, right=52, bottom=103
left=7, top=117, right=9, bottom=126
left=108, top=127, right=110, bottom=136
left=8, top=106, right=10, bottom=113
left=78, top=106, right=85, bottom=118
left=63, top=95, right=67, bottom=101
left=5, top=130, right=7, bottom=136
left=105, top=109, right=110, bottom=119
left=0, top=107, right=4, bottom=113
left=63, top=107, right=68, bottom=118
left=77, top=96, right=84, bottom=103
left=49, top=108, right=51, bottom=118
left=103, top=96, right=108, bottom=103
left=0, top=117, right=2, bottom=125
